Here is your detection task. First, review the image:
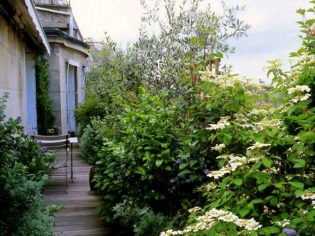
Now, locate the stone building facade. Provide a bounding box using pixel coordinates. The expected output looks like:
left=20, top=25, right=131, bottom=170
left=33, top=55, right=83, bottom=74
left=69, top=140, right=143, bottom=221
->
left=0, top=0, right=90, bottom=135
left=0, top=0, right=50, bottom=134
left=34, top=0, right=90, bottom=135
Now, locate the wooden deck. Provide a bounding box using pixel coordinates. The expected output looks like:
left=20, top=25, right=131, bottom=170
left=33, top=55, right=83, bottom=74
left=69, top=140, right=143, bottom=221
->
left=43, top=147, right=111, bottom=236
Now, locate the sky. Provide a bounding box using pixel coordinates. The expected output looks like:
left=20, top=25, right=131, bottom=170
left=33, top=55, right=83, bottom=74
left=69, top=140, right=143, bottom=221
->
left=70, top=0, right=312, bottom=84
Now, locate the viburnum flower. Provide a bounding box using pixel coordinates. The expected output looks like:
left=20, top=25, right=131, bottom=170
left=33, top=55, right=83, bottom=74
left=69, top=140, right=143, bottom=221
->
left=206, top=208, right=227, bottom=218
left=247, top=142, right=271, bottom=150
left=287, top=85, right=311, bottom=94
left=211, top=143, right=226, bottom=152
left=235, top=218, right=262, bottom=230
left=188, top=207, right=201, bottom=213
left=301, top=191, right=315, bottom=200
left=206, top=116, right=231, bottom=130
left=218, top=212, right=239, bottom=222
left=273, top=219, right=290, bottom=227
left=207, top=170, right=229, bottom=179
left=244, top=218, right=262, bottom=231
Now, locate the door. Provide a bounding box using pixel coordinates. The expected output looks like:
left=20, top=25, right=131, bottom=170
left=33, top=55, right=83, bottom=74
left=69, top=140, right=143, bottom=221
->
left=25, top=54, right=37, bottom=135
left=67, top=65, right=77, bottom=133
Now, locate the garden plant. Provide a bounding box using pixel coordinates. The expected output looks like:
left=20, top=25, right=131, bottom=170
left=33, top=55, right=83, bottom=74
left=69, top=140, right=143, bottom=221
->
left=76, top=1, right=315, bottom=235
left=0, top=93, right=57, bottom=236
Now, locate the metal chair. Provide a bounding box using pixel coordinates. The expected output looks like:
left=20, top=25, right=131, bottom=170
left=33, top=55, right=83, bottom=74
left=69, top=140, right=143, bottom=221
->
left=31, top=134, right=70, bottom=192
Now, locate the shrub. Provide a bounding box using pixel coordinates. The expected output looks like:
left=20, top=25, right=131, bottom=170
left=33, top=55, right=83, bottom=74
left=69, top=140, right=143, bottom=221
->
left=80, top=118, right=108, bottom=164
left=113, top=200, right=179, bottom=236
left=0, top=93, right=56, bottom=235
left=161, top=4, right=315, bottom=235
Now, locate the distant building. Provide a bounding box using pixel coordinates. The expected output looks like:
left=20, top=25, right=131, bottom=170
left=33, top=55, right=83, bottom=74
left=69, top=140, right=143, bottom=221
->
left=34, top=0, right=90, bottom=135
left=0, top=0, right=90, bottom=135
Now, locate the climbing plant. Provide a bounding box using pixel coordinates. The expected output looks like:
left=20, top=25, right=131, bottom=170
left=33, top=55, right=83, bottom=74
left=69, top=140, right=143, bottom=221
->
left=35, top=56, right=55, bottom=135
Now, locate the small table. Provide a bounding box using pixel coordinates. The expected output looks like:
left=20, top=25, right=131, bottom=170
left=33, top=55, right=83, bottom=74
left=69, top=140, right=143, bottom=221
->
left=69, top=137, right=78, bottom=182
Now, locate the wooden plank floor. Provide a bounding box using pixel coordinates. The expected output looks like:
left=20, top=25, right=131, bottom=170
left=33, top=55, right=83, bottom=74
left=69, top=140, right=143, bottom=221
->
left=43, top=147, right=111, bottom=236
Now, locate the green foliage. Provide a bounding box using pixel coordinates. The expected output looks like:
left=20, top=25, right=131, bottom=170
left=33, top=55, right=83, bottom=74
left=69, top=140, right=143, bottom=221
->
left=0, top=94, right=56, bottom=235
left=137, top=0, right=249, bottom=92
left=75, top=38, right=138, bottom=134
left=80, top=118, right=108, bottom=164
left=161, top=3, right=315, bottom=236
left=35, top=56, right=55, bottom=135
left=77, top=0, right=252, bottom=232
left=112, top=200, right=177, bottom=236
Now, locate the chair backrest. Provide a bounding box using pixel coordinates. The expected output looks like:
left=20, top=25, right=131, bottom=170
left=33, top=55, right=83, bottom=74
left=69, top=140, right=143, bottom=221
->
left=31, top=134, right=70, bottom=151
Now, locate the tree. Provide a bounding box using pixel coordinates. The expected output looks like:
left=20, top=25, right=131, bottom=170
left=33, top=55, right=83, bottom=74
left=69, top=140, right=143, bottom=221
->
left=136, top=0, right=250, bottom=92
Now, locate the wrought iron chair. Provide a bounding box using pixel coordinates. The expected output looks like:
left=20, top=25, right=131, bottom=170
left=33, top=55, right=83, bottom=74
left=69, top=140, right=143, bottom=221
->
left=31, top=134, right=70, bottom=192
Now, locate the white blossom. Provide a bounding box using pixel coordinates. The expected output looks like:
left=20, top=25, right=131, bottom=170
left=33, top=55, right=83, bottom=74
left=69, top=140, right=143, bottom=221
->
left=301, top=191, right=315, bottom=200
left=287, top=85, right=311, bottom=94
left=247, top=142, right=271, bottom=150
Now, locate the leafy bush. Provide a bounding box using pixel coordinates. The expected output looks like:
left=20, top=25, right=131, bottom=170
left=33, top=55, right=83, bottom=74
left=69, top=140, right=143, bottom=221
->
left=80, top=118, right=108, bottom=164
left=161, top=4, right=315, bottom=236
left=0, top=93, right=56, bottom=235
left=91, top=79, right=257, bottom=226
left=113, top=200, right=177, bottom=236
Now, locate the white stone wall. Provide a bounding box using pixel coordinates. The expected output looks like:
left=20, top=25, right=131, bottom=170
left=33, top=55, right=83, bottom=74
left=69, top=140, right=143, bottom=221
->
left=0, top=15, right=27, bottom=128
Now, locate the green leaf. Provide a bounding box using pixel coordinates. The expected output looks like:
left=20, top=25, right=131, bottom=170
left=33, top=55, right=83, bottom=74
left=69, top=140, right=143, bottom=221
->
left=258, top=183, right=269, bottom=191
left=252, top=134, right=265, bottom=143
left=306, top=214, right=315, bottom=222
left=135, top=167, right=146, bottom=176
left=223, top=134, right=232, bottom=145
left=293, top=159, right=306, bottom=168
left=262, top=158, right=272, bottom=168
left=189, top=160, right=198, bottom=167
left=270, top=197, right=278, bottom=206
left=259, top=226, right=281, bottom=234
left=177, top=170, right=192, bottom=176
left=239, top=207, right=250, bottom=217
left=189, top=37, right=198, bottom=44
left=290, top=181, right=304, bottom=189
left=165, top=166, right=171, bottom=171
left=144, top=151, right=150, bottom=160
left=179, top=163, right=187, bottom=169
left=252, top=161, right=261, bottom=169
left=216, top=51, right=224, bottom=58
left=292, top=218, right=306, bottom=224
left=295, top=189, right=304, bottom=198
left=232, top=178, right=242, bottom=186
left=155, top=159, right=163, bottom=167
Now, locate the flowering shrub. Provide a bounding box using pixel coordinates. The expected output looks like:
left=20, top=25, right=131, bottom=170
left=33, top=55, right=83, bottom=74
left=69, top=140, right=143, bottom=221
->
left=161, top=5, right=315, bottom=235
left=0, top=93, right=56, bottom=235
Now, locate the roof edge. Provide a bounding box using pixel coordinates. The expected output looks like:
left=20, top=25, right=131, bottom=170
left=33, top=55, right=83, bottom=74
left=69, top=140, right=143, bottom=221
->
left=24, top=0, right=51, bottom=55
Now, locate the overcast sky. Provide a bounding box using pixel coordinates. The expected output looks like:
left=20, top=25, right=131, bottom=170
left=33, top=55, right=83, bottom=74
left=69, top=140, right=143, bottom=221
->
left=71, top=0, right=311, bottom=84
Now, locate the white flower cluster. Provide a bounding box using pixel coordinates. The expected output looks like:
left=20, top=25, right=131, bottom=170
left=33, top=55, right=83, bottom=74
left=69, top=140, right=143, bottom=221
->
left=188, top=207, right=201, bottom=213
left=233, top=111, right=283, bottom=133
left=252, top=119, right=283, bottom=132
left=301, top=190, right=315, bottom=200
left=287, top=85, right=311, bottom=94
left=272, top=219, right=290, bottom=227
left=207, top=170, right=230, bottom=179
left=290, top=94, right=311, bottom=104
left=247, top=142, right=271, bottom=150
left=206, top=116, right=231, bottom=131
left=160, top=208, right=262, bottom=236
left=211, top=143, right=226, bottom=152
left=208, top=154, right=247, bottom=179
left=287, top=85, right=311, bottom=104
